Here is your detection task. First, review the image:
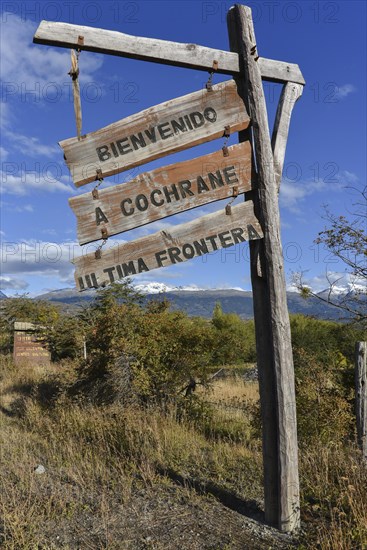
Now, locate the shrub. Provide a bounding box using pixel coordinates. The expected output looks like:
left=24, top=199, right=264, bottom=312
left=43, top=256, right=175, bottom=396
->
left=76, top=283, right=216, bottom=405
left=294, top=348, right=354, bottom=446
left=211, top=303, right=256, bottom=365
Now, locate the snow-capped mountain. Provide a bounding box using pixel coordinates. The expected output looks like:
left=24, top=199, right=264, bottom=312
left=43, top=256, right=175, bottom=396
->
left=26, top=283, right=355, bottom=322
left=134, top=282, right=203, bottom=294
left=133, top=282, right=246, bottom=294
left=3, top=281, right=361, bottom=321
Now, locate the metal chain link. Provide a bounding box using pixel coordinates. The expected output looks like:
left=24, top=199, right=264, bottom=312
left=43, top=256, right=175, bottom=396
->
left=205, top=60, right=218, bottom=91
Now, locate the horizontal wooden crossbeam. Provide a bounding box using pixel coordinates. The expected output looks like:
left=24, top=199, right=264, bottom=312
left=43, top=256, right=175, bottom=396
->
left=33, top=21, right=305, bottom=85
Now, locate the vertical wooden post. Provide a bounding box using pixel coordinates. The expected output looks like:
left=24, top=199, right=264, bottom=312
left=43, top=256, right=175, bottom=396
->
left=355, top=341, right=367, bottom=460
left=227, top=4, right=300, bottom=532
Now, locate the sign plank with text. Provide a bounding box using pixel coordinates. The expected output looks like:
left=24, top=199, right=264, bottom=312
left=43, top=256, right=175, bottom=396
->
left=74, top=201, right=263, bottom=291
left=60, top=80, right=250, bottom=187
left=69, top=142, right=253, bottom=244
left=13, top=322, right=50, bottom=366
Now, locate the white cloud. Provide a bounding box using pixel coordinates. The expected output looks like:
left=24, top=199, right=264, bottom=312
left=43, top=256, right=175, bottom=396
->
left=41, top=228, right=57, bottom=236
left=280, top=170, right=359, bottom=213
left=3, top=129, right=59, bottom=158
left=1, top=169, right=73, bottom=195
left=279, top=178, right=331, bottom=212
left=0, top=237, right=127, bottom=284
left=0, top=14, right=103, bottom=90
left=0, top=146, right=9, bottom=160
left=0, top=14, right=104, bottom=166
left=0, top=275, right=29, bottom=290
left=340, top=170, right=359, bottom=184
left=0, top=100, right=11, bottom=130
left=131, top=270, right=186, bottom=285
left=288, top=271, right=366, bottom=295
left=0, top=239, right=79, bottom=281
left=0, top=201, right=34, bottom=212
left=0, top=100, right=59, bottom=159
left=335, top=84, right=356, bottom=100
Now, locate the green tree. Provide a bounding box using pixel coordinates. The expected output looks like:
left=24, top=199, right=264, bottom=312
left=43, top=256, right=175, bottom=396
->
left=46, top=315, right=86, bottom=361
left=76, top=281, right=215, bottom=404
left=211, top=302, right=255, bottom=365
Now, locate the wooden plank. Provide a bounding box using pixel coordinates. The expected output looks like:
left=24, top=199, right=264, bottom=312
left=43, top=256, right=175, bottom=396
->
left=69, top=142, right=253, bottom=245
left=60, top=79, right=250, bottom=187
left=258, top=58, right=305, bottom=86
left=73, top=201, right=263, bottom=291
left=228, top=5, right=300, bottom=533
left=33, top=21, right=305, bottom=84
left=271, top=82, right=303, bottom=189
left=355, top=341, right=367, bottom=461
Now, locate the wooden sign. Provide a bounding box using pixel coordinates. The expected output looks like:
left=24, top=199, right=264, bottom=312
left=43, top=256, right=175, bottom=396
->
left=34, top=5, right=305, bottom=534
left=13, top=322, right=50, bottom=366
left=60, top=80, right=250, bottom=187
left=34, top=21, right=305, bottom=84
left=69, top=142, right=253, bottom=245
left=74, top=201, right=263, bottom=290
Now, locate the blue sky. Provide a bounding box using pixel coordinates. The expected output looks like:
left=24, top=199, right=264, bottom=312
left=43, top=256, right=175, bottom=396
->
left=0, top=0, right=366, bottom=296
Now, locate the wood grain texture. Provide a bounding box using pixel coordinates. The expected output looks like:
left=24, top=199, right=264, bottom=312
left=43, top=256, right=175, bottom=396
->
left=60, top=80, right=250, bottom=187
left=228, top=4, right=300, bottom=533
left=355, top=341, right=367, bottom=461
left=271, top=82, right=303, bottom=189
left=69, top=142, right=253, bottom=245
left=73, top=201, right=263, bottom=291
left=258, top=57, right=305, bottom=85
left=70, top=50, right=82, bottom=139
left=33, top=20, right=305, bottom=84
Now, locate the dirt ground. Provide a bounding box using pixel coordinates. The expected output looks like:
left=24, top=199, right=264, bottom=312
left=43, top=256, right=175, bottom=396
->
left=21, top=480, right=296, bottom=550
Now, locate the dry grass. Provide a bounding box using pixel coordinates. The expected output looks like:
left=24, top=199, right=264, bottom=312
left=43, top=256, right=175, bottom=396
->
left=1, top=356, right=366, bottom=549
left=0, top=358, right=264, bottom=548
left=207, top=378, right=259, bottom=404
left=300, top=443, right=367, bottom=549
left=197, top=377, right=260, bottom=444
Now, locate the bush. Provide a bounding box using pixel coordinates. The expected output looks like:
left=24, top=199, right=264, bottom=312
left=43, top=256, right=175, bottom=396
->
left=294, top=347, right=354, bottom=446
left=211, top=303, right=256, bottom=365
left=76, top=283, right=216, bottom=405
left=290, top=314, right=363, bottom=363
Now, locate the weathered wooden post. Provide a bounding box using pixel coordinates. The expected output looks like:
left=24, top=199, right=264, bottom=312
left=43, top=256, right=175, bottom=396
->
left=355, top=341, right=367, bottom=460
left=227, top=5, right=300, bottom=532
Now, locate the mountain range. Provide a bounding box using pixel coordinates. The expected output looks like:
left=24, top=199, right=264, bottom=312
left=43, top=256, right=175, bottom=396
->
left=0, top=283, right=350, bottom=321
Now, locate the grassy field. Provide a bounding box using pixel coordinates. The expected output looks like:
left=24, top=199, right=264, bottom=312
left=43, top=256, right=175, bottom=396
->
left=1, top=357, right=366, bottom=549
